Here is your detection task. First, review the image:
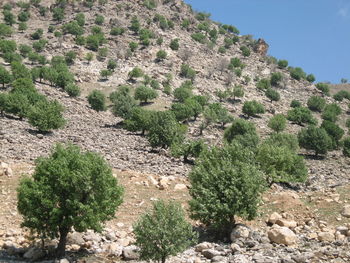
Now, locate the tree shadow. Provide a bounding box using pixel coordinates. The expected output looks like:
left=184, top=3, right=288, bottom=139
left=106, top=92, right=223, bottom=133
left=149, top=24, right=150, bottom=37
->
left=299, top=153, right=326, bottom=161
left=25, top=128, right=52, bottom=136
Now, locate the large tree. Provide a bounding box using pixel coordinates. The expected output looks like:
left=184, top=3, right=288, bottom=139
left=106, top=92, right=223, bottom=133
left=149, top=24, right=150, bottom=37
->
left=17, top=144, right=124, bottom=258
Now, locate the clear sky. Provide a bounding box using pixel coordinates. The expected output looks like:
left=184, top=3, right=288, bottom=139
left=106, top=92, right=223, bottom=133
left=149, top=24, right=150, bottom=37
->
left=184, top=0, right=350, bottom=84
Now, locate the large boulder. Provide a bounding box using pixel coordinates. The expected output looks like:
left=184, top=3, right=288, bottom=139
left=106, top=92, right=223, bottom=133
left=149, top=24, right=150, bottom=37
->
left=123, top=245, right=140, bottom=260
left=230, top=224, right=250, bottom=242
left=341, top=205, right=350, bottom=218
left=268, top=226, right=297, bottom=246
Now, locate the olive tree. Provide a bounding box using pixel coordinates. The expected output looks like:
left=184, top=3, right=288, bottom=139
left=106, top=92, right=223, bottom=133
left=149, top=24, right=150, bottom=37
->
left=17, top=144, right=124, bottom=258
left=268, top=114, right=286, bottom=133
left=298, top=126, right=332, bottom=156
left=87, top=90, right=106, bottom=111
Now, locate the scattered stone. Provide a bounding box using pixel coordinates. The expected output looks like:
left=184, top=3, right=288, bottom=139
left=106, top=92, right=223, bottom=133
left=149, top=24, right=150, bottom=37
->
left=268, top=226, right=297, bottom=246
left=201, top=249, right=220, bottom=259
left=275, top=219, right=297, bottom=229
left=195, top=242, right=213, bottom=252
left=341, top=205, right=350, bottom=218
left=23, top=247, right=45, bottom=261
left=174, top=183, right=187, bottom=190
left=268, top=212, right=282, bottom=225
left=317, top=231, right=335, bottom=242
left=123, top=245, right=140, bottom=260
left=230, top=224, right=250, bottom=242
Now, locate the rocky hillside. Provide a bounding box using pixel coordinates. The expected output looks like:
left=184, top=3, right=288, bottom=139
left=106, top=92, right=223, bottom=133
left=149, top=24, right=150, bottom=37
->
left=1, top=0, right=350, bottom=262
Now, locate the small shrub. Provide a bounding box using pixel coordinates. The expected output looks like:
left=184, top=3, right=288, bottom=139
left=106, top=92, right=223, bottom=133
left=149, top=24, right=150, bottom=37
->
left=173, top=87, right=192, bottom=102
left=110, top=27, right=125, bottom=36
left=180, top=64, right=196, bottom=80
left=270, top=72, right=283, bottom=86
left=306, top=74, right=315, bottom=83
left=95, top=14, right=104, bottom=25
left=290, top=100, right=301, bottom=108
left=268, top=114, right=286, bottom=133
left=298, top=126, right=332, bottom=156
left=128, top=67, right=143, bottom=80
left=256, top=78, right=271, bottom=90
left=65, top=83, right=80, bottom=97
left=134, top=85, right=158, bottom=103
left=240, top=46, right=250, bottom=57
left=191, top=33, right=206, bottom=44
left=278, top=59, right=288, bottom=69
left=224, top=118, right=259, bottom=147
left=315, top=83, right=330, bottom=96
left=134, top=200, right=197, bottom=263
left=169, top=38, right=179, bottom=50
left=156, top=50, right=167, bottom=61
left=87, top=90, right=106, bottom=111
left=322, top=103, right=342, bottom=122
left=242, top=100, right=265, bottom=117
left=287, top=107, right=317, bottom=126
left=264, top=132, right=299, bottom=152
left=289, top=67, right=306, bottom=81
left=342, top=137, right=350, bottom=157
left=321, top=120, right=344, bottom=150
left=265, top=88, right=280, bottom=102
left=307, top=96, right=326, bottom=112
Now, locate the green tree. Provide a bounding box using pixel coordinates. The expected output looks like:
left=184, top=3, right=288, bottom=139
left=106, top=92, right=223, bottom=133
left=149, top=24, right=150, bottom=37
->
left=320, top=120, right=344, bottom=150
left=173, top=87, right=192, bottom=102
left=306, top=74, right=315, bottom=83
left=87, top=90, right=106, bottom=111
left=134, top=85, right=158, bottom=103
left=180, top=64, right=196, bottom=80
left=307, top=96, right=326, bottom=112
left=277, top=59, right=288, bottom=69
left=124, top=107, right=153, bottom=135
left=298, top=126, right=332, bottom=156
left=147, top=111, right=185, bottom=148
left=169, top=38, right=179, bottom=50
left=52, top=8, right=64, bottom=21
left=289, top=67, right=306, bottom=81
left=240, top=46, right=250, bottom=57
left=264, top=132, right=299, bottom=152
left=100, top=69, right=112, bottom=80
left=75, top=13, right=85, bottom=26
left=95, top=14, right=104, bottom=25
left=171, top=139, right=207, bottom=163
left=232, top=85, right=244, bottom=101
left=224, top=118, right=259, bottom=148
left=107, top=59, right=117, bottom=72
left=156, top=50, right=167, bottom=61
left=17, top=144, right=124, bottom=258
left=268, top=114, right=286, bottom=133
left=290, top=100, right=301, bottom=108
left=3, top=10, right=16, bottom=25
left=28, top=99, right=66, bottom=132
left=287, top=107, right=317, bottom=126
left=270, top=72, right=283, bottom=86
left=11, top=61, right=31, bottom=80
left=18, top=22, right=27, bottom=32
left=130, top=16, right=140, bottom=34
left=0, top=65, right=12, bottom=87
left=322, top=103, right=342, bottom=122
left=128, top=67, right=143, bottom=80
left=0, top=23, right=13, bottom=37
left=242, top=100, right=265, bottom=118
left=110, top=86, right=137, bottom=119
left=342, top=137, right=350, bottom=157
left=315, top=83, right=330, bottom=96
left=5, top=92, right=31, bottom=119
left=65, top=83, right=80, bottom=97
left=257, top=143, right=307, bottom=185
left=134, top=200, right=197, bottom=263
left=85, top=52, right=94, bottom=64
left=265, top=88, right=280, bottom=103
left=256, top=78, right=271, bottom=90
left=189, top=143, right=265, bottom=235
left=0, top=92, right=8, bottom=115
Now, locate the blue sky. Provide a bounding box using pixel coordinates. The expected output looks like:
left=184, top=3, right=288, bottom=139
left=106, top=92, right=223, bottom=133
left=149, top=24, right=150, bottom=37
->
left=184, top=0, right=350, bottom=84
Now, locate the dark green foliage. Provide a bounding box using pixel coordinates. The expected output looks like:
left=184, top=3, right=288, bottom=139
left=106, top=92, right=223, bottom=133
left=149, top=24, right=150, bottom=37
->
left=278, top=59, right=288, bottom=69
left=156, top=50, right=167, bottom=61
left=147, top=111, right=185, bottom=148
left=11, top=62, right=31, bottom=80
left=3, top=10, right=16, bottom=25
left=195, top=12, right=210, bottom=21
left=270, top=72, right=283, bottom=86
left=307, top=96, right=326, bottom=112
left=134, top=85, right=158, bottom=103
left=171, top=140, right=207, bottom=163
left=128, top=67, right=143, bottom=80
left=18, top=22, right=27, bottom=32
left=0, top=92, right=8, bottom=115
left=134, top=200, right=197, bottom=263
left=130, top=16, right=140, bottom=34
left=265, top=88, right=280, bottom=102
left=97, top=47, right=108, bottom=60
left=171, top=102, right=193, bottom=122
left=333, top=90, right=350, bottom=102
left=298, top=126, right=332, bottom=156
left=268, top=114, right=286, bottom=133
left=95, top=14, right=104, bottom=25
left=242, top=100, right=265, bottom=117
left=322, top=103, right=342, bottom=122
left=85, top=34, right=104, bottom=51
left=290, top=100, right=301, bottom=108
left=4, top=92, right=30, bottom=119
left=264, top=133, right=299, bottom=152
left=306, top=74, right=315, bottom=83
left=0, top=23, right=13, bottom=37
left=62, top=21, right=84, bottom=36
left=19, top=44, right=32, bottom=57
left=0, top=65, right=12, bottom=87
left=180, top=64, right=196, bottom=80
left=75, top=13, right=85, bottom=27
left=232, top=85, right=244, bottom=100
left=18, top=11, right=30, bottom=22
left=315, top=83, right=330, bottom=96
left=342, top=137, right=350, bottom=157
left=287, top=107, right=317, bottom=126
left=124, top=107, right=152, bottom=135
left=320, top=120, right=344, bottom=150
left=0, top=39, right=17, bottom=53
left=110, top=27, right=125, bottom=36
left=289, top=67, right=306, bottom=81
left=17, top=144, right=123, bottom=257
left=110, top=86, right=137, bottom=119
left=28, top=99, right=66, bottom=132
left=52, top=7, right=64, bottom=21
left=143, top=0, right=157, bottom=9
left=150, top=79, right=160, bottom=90
left=256, top=143, right=307, bottom=185
left=205, top=103, right=233, bottom=129
left=256, top=78, right=271, bottom=90
left=240, top=46, right=250, bottom=57
left=173, top=87, right=192, bottom=102
left=221, top=24, right=240, bottom=34
left=65, top=83, right=80, bottom=97
left=168, top=39, right=179, bottom=51
left=224, top=118, right=259, bottom=148
left=191, top=33, right=206, bottom=43
left=189, top=143, right=265, bottom=234
left=229, top=57, right=244, bottom=70
left=107, top=59, right=117, bottom=72
left=87, top=90, right=106, bottom=112
left=64, top=51, right=76, bottom=65
left=32, top=39, right=48, bottom=52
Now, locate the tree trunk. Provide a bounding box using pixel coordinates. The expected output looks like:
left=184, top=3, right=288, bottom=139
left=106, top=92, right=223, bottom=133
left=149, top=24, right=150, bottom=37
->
left=56, top=228, right=69, bottom=258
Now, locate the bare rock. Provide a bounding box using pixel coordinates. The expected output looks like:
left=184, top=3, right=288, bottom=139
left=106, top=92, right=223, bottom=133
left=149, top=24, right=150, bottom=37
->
left=230, top=224, right=250, bottom=242
left=104, top=242, right=123, bottom=257
left=23, top=247, right=45, bottom=261
left=268, top=212, right=282, bottom=225
left=123, top=245, right=140, bottom=260
left=275, top=219, right=297, bottom=229
left=67, top=232, right=85, bottom=246
left=195, top=242, right=213, bottom=252
left=268, top=226, right=297, bottom=246
left=341, top=205, right=350, bottom=218
left=317, top=231, right=335, bottom=242
left=201, top=249, right=220, bottom=259
left=174, top=183, right=187, bottom=190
